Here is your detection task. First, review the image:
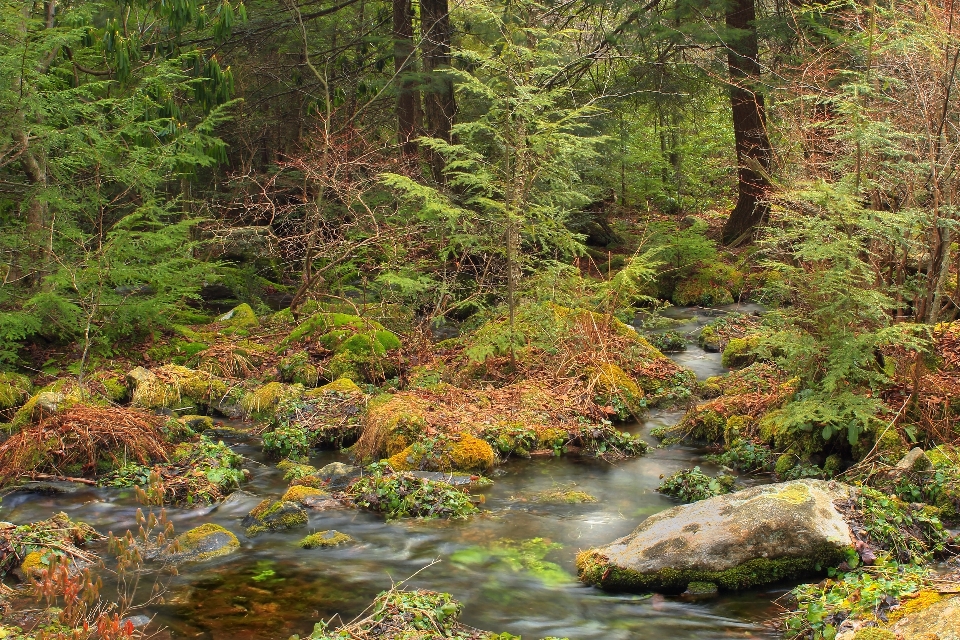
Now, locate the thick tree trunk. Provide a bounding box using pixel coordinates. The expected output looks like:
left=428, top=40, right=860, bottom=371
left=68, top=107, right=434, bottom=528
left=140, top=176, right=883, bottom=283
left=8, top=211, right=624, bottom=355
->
left=721, top=0, right=772, bottom=246
left=421, top=0, right=455, bottom=182
left=393, top=0, right=419, bottom=156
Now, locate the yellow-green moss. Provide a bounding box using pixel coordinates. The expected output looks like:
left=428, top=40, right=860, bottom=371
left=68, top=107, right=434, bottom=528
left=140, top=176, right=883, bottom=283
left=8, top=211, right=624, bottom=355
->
left=174, top=523, right=240, bottom=561
left=299, top=530, right=353, bottom=548
left=180, top=415, right=214, bottom=431
left=217, top=303, right=259, bottom=331
left=886, top=589, right=942, bottom=625
left=589, top=362, right=645, bottom=420
left=0, top=373, right=32, bottom=411
left=281, top=485, right=328, bottom=503
left=243, top=499, right=309, bottom=537
left=19, top=550, right=47, bottom=579
left=130, top=365, right=231, bottom=411
left=9, top=379, right=91, bottom=430
left=305, top=377, right=362, bottom=398
left=387, top=433, right=495, bottom=473
left=721, top=337, right=757, bottom=369
left=240, top=382, right=304, bottom=420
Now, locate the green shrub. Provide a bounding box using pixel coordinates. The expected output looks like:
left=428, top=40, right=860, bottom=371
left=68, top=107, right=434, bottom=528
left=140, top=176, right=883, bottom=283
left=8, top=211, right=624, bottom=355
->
left=657, top=467, right=735, bottom=502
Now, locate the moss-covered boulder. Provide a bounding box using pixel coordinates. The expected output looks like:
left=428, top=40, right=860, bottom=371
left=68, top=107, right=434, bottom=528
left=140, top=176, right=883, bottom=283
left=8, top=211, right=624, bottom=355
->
left=128, top=365, right=238, bottom=415
left=281, top=484, right=328, bottom=504
left=720, top=336, right=757, bottom=369
left=0, top=373, right=32, bottom=414
left=241, top=499, right=308, bottom=537
left=588, top=363, right=645, bottom=420
left=240, top=382, right=304, bottom=421
left=164, top=524, right=240, bottom=564
left=8, top=379, right=94, bottom=431
left=577, top=480, right=856, bottom=594
left=386, top=433, right=495, bottom=474
left=277, top=313, right=402, bottom=384
left=216, top=303, right=259, bottom=334
left=279, top=352, right=319, bottom=387
left=299, top=530, right=353, bottom=548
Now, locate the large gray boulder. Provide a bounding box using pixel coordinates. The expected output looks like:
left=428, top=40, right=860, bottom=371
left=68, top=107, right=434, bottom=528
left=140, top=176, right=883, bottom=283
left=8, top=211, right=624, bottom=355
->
left=577, top=480, right=856, bottom=593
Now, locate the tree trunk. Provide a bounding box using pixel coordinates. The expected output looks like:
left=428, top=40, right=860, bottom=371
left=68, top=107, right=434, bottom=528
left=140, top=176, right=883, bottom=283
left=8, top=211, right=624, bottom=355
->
left=421, top=0, right=455, bottom=182
left=721, top=0, right=772, bottom=246
left=393, top=0, right=418, bottom=156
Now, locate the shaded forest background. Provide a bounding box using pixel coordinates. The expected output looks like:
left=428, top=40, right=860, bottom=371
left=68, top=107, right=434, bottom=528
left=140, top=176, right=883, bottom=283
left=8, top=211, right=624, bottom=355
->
left=1, top=0, right=958, bottom=374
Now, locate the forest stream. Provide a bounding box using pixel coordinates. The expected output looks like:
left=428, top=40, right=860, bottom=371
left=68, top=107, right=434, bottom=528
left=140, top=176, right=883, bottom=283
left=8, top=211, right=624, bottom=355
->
left=1, top=305, right=791, bottom=640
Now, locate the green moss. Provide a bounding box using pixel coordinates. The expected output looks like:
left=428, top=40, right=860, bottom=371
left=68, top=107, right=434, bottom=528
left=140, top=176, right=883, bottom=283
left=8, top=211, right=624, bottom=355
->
left=281, top=312, right=386, bottom=349
left=307, top=377, right=362, bottom=397
left=387, top=433, right=495, bottom=473
left=240, top=382, right=304, bottom=420
left=279, top=352, right=319, bottom=387
left=589, top=363, right=646, bottom=420
left=775, top=453, right=797, bottom=476
left=281, top=485, right=327, bottom=503
left=576, top=543, right=847, bottom=594
left=180, top=414, right=214, bottom=432
left=721, top=337, right=757, bottom=369
left=823, top=453, right=843, bottom=477
left=174, top=523, right=240, bottom=561
left=0, top=372, right=32, bottom=412
left=243, top=499, right=309, bottom=537
left=299, top=530, right=353, bottom=548
left=218, top=303, right=259, bottom=332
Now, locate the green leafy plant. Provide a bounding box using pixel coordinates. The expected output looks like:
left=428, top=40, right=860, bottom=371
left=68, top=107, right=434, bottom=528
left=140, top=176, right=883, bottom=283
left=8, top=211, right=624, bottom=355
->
left=657, top=466, right=735, bottom=502
left=347, top=464, right=479, bottom=520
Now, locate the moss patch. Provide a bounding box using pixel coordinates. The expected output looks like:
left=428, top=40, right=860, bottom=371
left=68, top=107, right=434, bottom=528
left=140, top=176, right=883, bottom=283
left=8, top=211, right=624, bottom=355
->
left=576, top=544, right=847, bottom=594
left=281, top=484, right=328, bottom=503
left=299, top=530, right=353, bottom=548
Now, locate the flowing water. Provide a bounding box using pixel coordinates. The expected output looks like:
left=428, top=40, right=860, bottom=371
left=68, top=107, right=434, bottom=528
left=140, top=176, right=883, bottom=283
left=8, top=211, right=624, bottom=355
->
left=1, top=305, right=791, bottom=640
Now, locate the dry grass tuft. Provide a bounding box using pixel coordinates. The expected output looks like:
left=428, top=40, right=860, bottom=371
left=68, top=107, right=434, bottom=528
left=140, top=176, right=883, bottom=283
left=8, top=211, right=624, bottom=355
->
left=0, top=406, right=169, bottom=484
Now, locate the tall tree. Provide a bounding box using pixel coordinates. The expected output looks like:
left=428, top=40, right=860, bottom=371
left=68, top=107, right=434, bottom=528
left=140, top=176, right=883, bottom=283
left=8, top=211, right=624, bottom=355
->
left=421, top=0, right=456, bottom=181
left=393, top=0, right=419, bottom=155
left=721, top=0, right=772, bottom=245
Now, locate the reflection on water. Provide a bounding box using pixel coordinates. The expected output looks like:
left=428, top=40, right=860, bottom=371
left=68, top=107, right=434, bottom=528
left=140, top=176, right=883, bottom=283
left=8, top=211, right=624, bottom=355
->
left=1, top=309, right=788, bottom=640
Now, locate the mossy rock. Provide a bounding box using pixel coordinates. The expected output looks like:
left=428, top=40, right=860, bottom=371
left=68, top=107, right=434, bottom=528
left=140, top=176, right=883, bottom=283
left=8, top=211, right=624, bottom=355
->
left=180, top=414, right=214, bottom=432
left=18, top=549, right=48, bottom=580
left=673, top=280, right=734, bottom=307
left=8, top=379, right=94, bottom=431
left=241, top=499, right=309, bottom=537
left=661, top=406, right=727, bottom=444
left=588, top=363, right=646, bottom=421
left=281, top=312, right=391, bottom=349
left=217, top=303, right=259, bottom=333
left=0, top=372, right=33, bottom=413
left=240, top=382, right=305, bottom=421
left=698, top=326, right=722, bottom=352
left=281, top=485, right=328, bottom=504
left=90, top=371, right=129, bottom=403
left=279, top=352, right=320, bottom=387
left=129, top=365, right=235, bottom=414
left=577, top=480, right=856, bottom=593
left=758, top=409, right=822, bottom=458
left=387, top=433, right=495, bottom=474
left=305, top=377, right=362, bottom=398
left=299, top=530, right=353, bottom=549
left=720, top=337, right=757, bottom=369
left=165, top=524, right=240, bottom=564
